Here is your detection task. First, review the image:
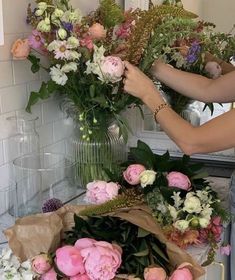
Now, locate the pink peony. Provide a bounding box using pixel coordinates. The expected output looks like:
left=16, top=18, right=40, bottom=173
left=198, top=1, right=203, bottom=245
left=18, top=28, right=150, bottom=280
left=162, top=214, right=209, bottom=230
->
left=56, top=245, right=85, bottom=277
left=144, top=266, right=167, bottom=280
left=41, top=268, right=57, bottom=280
left=28, top=29, right=45, bottom=49
left=100, top=56, right=125, bottom=83
left=205, top=61, right=222, bottom=79
left=70, top=274, right=90, bottom=280
left=77, top=238, right=122, bottom=280
left=89, top=23, right=106, bottom=40
left=220, top=244, right=231, bottom=256
left=169, top=263, right=193, bottom=280
left=123, top=164, right=146, bottom=185
left=166, top=172, right=191, bottom=191
left=31, top=253, right=52, bottom=275
left=85, top=180, right=120, bottom=204
left=11, top=38, right=30, bottom=60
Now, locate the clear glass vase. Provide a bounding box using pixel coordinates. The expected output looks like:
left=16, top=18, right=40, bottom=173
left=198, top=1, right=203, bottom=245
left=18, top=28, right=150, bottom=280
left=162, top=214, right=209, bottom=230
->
left=71, top=122, right=127, bottom=188
left=6, top=113, right=40, bottom=160
left=180, top=102, right=201, bottom=126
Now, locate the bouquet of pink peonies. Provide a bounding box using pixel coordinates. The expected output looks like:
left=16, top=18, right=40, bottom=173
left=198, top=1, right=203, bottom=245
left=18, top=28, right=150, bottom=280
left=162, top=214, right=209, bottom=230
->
left=4, top=204, right=204, bottom=280
left=82, top=140, right=230, bottom=266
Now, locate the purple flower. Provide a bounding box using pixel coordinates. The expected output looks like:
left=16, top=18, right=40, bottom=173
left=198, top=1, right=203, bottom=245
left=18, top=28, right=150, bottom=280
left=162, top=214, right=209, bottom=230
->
left=62, top=21, right=73, bottom=32
left=42, top=198, right=63, bottom=213
left=28, top=30, right=45, bottom=49
left=220, top=244, right=231, bottom=256
left=186, top=41, right=201, bottom=63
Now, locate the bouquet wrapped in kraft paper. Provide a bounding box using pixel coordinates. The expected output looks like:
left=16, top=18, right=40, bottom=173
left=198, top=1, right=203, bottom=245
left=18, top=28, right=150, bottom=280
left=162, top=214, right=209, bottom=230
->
left=4, top=204, right=205, bottom=279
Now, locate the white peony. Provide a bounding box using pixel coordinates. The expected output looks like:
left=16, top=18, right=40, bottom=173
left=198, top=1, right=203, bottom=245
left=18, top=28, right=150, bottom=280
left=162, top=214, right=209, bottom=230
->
left=183, top=195, right=202, bottom=214
left=174, top=220, right=189, bottom=232
left=139, top=170, right=157, bottom=188
left=50, top=65, right=68, bottom=85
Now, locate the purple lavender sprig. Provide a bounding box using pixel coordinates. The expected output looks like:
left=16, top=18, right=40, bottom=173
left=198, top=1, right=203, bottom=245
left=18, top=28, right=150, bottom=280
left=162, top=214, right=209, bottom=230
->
left=42, top=198, right=63, bottom=213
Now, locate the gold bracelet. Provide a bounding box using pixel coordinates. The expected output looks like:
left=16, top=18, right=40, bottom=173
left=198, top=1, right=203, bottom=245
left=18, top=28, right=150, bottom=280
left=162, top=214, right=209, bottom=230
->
left=153, top=103, right=171, bottom=120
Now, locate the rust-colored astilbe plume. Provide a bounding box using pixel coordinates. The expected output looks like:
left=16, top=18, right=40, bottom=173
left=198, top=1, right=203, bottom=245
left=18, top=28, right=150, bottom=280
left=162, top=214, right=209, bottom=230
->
left=125, top=5, right=197, bottom=65
left=164, top=226, right=201, bottom=249
left=79, top=189, right=144, bottom=216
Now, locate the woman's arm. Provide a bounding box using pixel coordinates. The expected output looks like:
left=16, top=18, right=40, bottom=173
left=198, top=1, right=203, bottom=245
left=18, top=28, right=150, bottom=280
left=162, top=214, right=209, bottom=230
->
left=124, top=61, right=235, bottom=155
left=152, top=60, right=235, bottom=103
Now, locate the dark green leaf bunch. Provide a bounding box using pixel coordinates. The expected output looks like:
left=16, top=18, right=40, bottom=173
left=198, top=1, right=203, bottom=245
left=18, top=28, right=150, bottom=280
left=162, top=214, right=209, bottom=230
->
left=65, top=215, right=170, bottom=278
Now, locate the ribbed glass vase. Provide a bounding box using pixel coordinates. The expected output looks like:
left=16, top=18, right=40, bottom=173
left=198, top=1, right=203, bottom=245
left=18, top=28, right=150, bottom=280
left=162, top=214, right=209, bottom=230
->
left=71, top=122, right=127, bottom=188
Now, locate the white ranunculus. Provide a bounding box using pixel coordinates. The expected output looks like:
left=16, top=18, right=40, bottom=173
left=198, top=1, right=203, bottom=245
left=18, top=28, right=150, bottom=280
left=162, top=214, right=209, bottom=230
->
left=168, top=205, right=178, bottom=221
left=68, top=36, right=80, bottom=48
left=183, top=195, right=202, bottom=214
left=50, top=65, right=68, bottom=85
left=139, top=170, right=157, bottom=188
left=174, top=220, right=189, bottom=232
left=199, top=217, right=210, bottom=228
left=61, top=62, right=78, bottom=73
left=58, top=28, right=67, bottom=40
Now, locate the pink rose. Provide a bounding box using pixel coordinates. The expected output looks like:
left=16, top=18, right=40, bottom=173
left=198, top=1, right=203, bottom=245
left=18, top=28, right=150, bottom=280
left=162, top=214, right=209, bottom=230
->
left=11, top=39, right=30, bottom=60
left=56, top=245, right=85, bottom=277
left=144, top=267, right=167, bottom=280
left=123, top=164, right=146, bottom=185
left=167, top=172, right=191, bottom=191
left=205, top=61, right=222, bottom=79
left=100, top=56, right=125, bottom=83
left=169, top=263, right=193, bottom=280
left=41, top=268, right=57, bottom=280
left=31, top=253, right=52, bottom=275
left=220, top=244, right=231, bottom=256
left=80, top=36, right=94, bottom=50
left=89, top=23, right=106, bottom=40
left=76, top=238, right=122, bottom=280
left=85, top=181, right=120, bottom=204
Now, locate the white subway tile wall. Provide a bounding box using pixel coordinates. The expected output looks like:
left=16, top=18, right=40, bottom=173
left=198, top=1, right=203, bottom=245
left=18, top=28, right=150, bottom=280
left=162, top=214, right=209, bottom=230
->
left=0, top=0, right=75, bottom=188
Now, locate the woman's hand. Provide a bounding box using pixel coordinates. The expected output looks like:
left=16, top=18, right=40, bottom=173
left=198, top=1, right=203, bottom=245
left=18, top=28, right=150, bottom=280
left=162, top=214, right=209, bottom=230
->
left=123, top=61, right=156, bottom=102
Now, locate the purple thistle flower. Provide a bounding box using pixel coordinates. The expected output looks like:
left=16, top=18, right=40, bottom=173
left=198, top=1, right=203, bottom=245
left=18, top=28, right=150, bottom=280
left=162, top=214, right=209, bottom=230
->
left=42, top=198, right=63, bottom=213
left=62, top=21, right=73, bottom=32
left=186, top=41, right=201, bottom=64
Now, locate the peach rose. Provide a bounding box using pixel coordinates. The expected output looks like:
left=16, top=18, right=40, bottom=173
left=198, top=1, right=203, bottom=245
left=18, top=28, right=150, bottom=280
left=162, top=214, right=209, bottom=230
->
left=11, top=39, right=30, bottom=60
left=89, top=23, right=106, bottom=40
left=144, top=267, right=167, bottom=280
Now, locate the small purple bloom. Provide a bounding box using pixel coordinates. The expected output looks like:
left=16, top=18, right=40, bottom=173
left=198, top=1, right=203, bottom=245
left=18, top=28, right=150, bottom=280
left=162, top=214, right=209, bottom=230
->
left=62, top=21, right=73, bottom=32
left=42, top=198, right=63, bottom=213
left=186, top=41, right=201, bottom=63
left=220, top=244, right=231, bottom=256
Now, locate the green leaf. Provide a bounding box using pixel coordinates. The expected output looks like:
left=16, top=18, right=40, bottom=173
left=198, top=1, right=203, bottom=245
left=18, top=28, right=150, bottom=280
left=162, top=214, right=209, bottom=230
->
left=137, top=228, right=150, bottom=238
left=28, top=54, right=40, bottom=73
left=191, top=171, right=208, bottom=180
left=89, top=84, right=96, bottom=98
left=26, top=92, right=39, bottom=113
left=152, top=243, right=169, bottom=262
left=133, top=249, right=149, bottom=257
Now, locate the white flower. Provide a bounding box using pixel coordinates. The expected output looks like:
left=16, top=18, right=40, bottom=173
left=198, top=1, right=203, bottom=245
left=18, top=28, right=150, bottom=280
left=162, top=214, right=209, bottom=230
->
left=58, top=28, right=67, bottom=40
left=35, top=9, right=44, bottom=16
left=174, top=220, right=189, bottom=232
left=50, top=64, right=68, bottom=85
left=139, top=170, right=157, bottom=188
left=157, top=203, right=168, bottom=214
left=37, top=2, right=47, bottom=11
left=61, top=62, right=78, bottom=73
left=67, top=50, right=81, bottom=61
left=37, top=20, right=51, bottom=32
left=62, top=9, right=82, bottom=23
left=85, top=45, right=106, bottom=77
left=171, top=191, right=183, bottom=209
left=54, top=8, right=64, bottom=18
left=200, top=204, right=213, bottom=219
left=199, top=217, right=210, bottom=228
left=183, top=195, right=202, bottom=214
left=68, top=36, right=80, bottom=48
left=168, top=205, right=178, bottom=221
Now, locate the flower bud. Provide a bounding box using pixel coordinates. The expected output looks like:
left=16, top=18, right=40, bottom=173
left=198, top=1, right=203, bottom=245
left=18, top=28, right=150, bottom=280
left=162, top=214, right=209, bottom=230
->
left=58, top=28, right=67, bottom=40
left=44, top=17, right=50, bottom=25
left=54, top=8, right=64, bottom=18
left=80, top=127, right=84, bottom=131
left=68, top=36, right=79, bottom=48
left=32, top=253, right=52, bottom=275
left=93, top=118, right=97, bottom=124
left=35, top=9, right=44, bottom=16
left=37, top=2, right=47, bottom=11
left=37, top=20, right=51, bottom=32
left=190, top=218, right=199, bottom=228
left=88, top=130, right=92, bottom=135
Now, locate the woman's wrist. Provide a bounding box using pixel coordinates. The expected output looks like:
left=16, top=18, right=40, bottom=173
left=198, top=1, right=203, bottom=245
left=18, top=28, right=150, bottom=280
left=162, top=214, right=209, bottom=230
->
left=142, top=88, right=165, bottom=112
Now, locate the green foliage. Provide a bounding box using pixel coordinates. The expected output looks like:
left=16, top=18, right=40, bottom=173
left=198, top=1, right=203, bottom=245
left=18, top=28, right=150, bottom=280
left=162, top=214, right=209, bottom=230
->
left=99, top=0, right=124, bottom=28
left=28, top=54, right=41, bottom=73
left=65, top=215, right=170, bottom=277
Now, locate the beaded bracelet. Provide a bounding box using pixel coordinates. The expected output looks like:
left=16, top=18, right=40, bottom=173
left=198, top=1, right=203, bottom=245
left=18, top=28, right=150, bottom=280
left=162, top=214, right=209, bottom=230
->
left=153, top=103, right=171, bottom=121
